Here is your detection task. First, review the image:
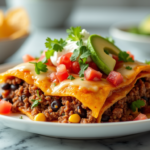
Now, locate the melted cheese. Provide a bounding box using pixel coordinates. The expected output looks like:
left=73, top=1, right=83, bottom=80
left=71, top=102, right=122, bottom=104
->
left=0, top=61, right=150, bottom=119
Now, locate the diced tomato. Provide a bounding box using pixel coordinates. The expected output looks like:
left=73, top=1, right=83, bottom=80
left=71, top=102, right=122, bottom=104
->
left=56, top=64, right=69, bottom=82
left=50, top=72, right=59, bottom=83
left=56, top=71, right=69, bottom=82
left=22, top=54, right=35, bottom=62
left=89, top=62, right=99, bottom=71
left=57, top=64, right=67, bottom=73
left=127, top=51, right=134, bottom=60
left=134, top=113, right=148, bottom=121
left=84, top=67, right=102, bottom=81
left=107, top=71, right=123, bottom=86
left=71, top=61, right=80, bottom=74
left=38, top=51, right=52, bottom=66
left=0, top=100, right=12, bottom=114
left=57, top=52, right=73, bottom=70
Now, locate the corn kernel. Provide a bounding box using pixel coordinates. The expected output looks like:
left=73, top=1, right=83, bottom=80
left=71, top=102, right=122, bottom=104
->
left=34, top=113, right=46, bottom=122
left=69, top=114, right=81, bottom=123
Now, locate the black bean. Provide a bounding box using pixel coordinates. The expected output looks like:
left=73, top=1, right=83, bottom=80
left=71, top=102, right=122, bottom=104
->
left=11, top=84, right=19, bottom=91
left=19, top=95, right=27, bottom=101
left=3, top=98, right=13, bottom=103
left=142, top=96, right=149, bottom=101
left=141, top=78, right=146, bottom=82
left=51, top=100, right=61, bottom=112
left=1, top=83, right=10, bottom=90
left=77, top=105, right=87, bottom=118
left=0, top=94, right=3, bottom=99
left=101, top=114, right=110, bottom=122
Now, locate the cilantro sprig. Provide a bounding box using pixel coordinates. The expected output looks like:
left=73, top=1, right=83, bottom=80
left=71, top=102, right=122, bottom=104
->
left=118, top=51, right=134, bottom=62
left=66, top=26, right=84, bottom=41
left=31, top=90, right=42, bottom=109
left=30, top=62, right=48, bottom=75
left=130, top=100, right=145, bottom=112
left=43, top=37, right=67, bottom=63
left=45, top=38, right=67, bottom=52
left=126, top=66, right=132, bottom=70
left=70, top=39, right=90, bottom=77
left=79, top=59, right=89, bottom=77
left=67, top=75, right=75, bottom=80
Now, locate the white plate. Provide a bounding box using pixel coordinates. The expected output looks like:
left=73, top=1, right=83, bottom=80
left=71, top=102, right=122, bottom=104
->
left=0, top=63, right=150, bottom=139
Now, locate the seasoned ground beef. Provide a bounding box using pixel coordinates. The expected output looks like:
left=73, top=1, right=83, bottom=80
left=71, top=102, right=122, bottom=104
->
left=1, top=77, right=96, bottom=123
left=101, top=77, right=150, bottom=122
left=2, top=77, right=150, bottom=123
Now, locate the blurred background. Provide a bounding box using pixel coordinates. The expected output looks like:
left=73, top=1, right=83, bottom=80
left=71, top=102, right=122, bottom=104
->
left=0, top=0, right=150, bottom=63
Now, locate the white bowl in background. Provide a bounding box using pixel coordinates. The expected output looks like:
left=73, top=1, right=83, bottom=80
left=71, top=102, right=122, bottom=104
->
left=110, top=21, right=150, bottom=52
left=6, top=0, right=75, bottom=28
left=0, top=34, right=29, bottom=63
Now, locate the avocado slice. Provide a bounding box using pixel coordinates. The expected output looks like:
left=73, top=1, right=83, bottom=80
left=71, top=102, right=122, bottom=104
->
left=139, top=15, right=150, bottom=34
left=87, top=34, right=121, bottom=75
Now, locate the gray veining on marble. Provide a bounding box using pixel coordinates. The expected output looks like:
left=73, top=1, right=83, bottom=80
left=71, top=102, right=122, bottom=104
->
left=1, top=123, right=150, bottom=150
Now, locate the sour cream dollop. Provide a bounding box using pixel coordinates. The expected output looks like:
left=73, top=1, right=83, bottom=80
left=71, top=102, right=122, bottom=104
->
left=50, top=29, right=90, bottom=66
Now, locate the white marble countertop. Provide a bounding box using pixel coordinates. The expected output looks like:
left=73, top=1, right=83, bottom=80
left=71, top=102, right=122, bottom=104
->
left=1, top=6, right=150, bottom=150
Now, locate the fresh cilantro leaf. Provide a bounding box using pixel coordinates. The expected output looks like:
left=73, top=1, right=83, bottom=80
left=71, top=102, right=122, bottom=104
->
left=145, top=60, right=150, bottom=65
left=126, top=66, right=132, bottom=70
left=130, top=100, right=145, bottom=112
left=80, top=50, right=91, bottom=59
left=82, top=58, right=87, bottom=64
left=79, top=46, right=87, bottom=55
left=79, top=60, right=89, bottom=77
left=66, top=26, right=84, bottom=41
left=30, top=62, right=48, bottom=75
left=45, top=38, right=67, bottom=52
left=67, top=75, right=75, bottom=80
left=118, top=51, right=134, bottom=62
left=53, top=83, right=56, bottom=86
left=105, top=37, right=115, bottom=44
left=81, top=78, right=84, bottom=81
left=45, top=50, right=55, bottom=59
left=31, top=100, right=41, bottom=109
left=62, top=113, right=65, bottom=116
left=20, top=116, right=23, bottom=119
left=37, top=90, right=40, bottom=97
left=76, top=39, right=83, bottom=47
left=104, top=49, right=109, bottom=55
left=45, top=37, right=52, bottom=49
left=31, top=90, right=42, bottom=109
left=70, top=49, right=80, bottom=61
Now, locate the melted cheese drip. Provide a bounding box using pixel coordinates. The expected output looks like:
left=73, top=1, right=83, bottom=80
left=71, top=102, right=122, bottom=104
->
left=7, top=61, right=148, bottom=93
left=51, top=78, right=109, bottom=93
left=9, top=63, right=56, bottom=81
left=116, top=61, right=146, bottom=79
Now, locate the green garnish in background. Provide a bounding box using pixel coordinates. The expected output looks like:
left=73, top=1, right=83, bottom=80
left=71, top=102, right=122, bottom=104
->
left=145, top=60, right=150, bottom=65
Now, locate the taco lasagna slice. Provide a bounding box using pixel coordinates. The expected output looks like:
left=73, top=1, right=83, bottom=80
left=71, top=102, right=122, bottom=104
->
left=0, top=27, right=150, bottom=123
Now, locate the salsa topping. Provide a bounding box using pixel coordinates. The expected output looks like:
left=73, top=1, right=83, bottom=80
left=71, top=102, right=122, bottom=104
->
left=22, top=26, right=136, bottom=87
